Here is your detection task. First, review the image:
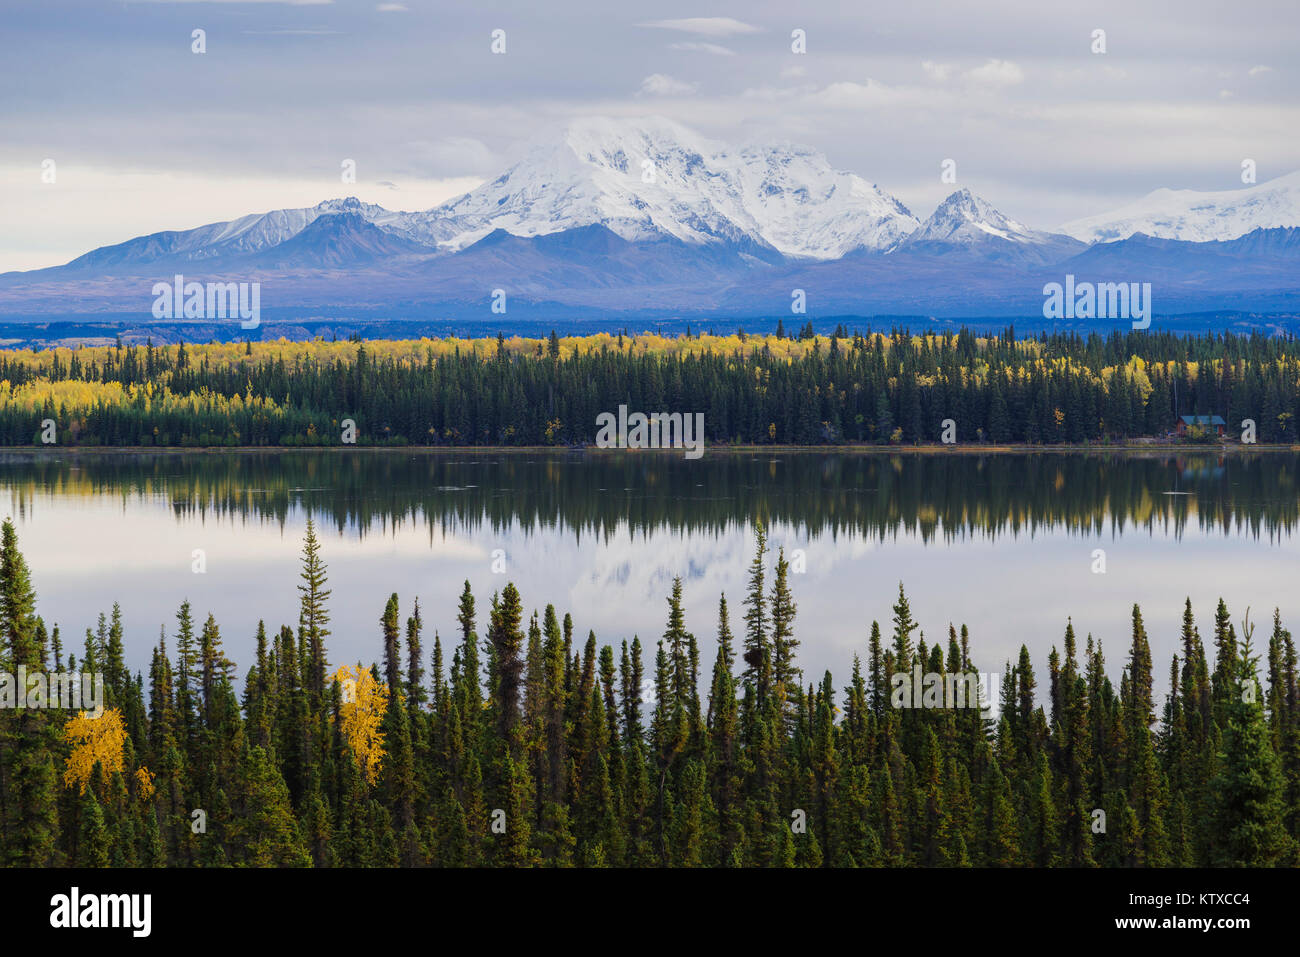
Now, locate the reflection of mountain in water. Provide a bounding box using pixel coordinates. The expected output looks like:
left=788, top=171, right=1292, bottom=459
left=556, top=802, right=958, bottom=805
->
left=3, top=450, right=1298, bottom=544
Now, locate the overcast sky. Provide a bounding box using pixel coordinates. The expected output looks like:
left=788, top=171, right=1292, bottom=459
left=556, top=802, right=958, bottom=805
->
left=3, top=0, right=1296, bottom=270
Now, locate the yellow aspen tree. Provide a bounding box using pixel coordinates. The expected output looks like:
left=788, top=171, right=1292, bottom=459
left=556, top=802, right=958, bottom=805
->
left=63, top=708, right=128, bottom=794
left=134, top=767, right=156, bottom=801
left=333, top=663, right=388, bottom=785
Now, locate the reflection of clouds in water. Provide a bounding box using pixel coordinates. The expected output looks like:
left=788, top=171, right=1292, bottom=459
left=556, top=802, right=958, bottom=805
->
left=598, top=561, right=633, bottom=588
left=12, top=492, right=1300, bottom=713
left=562, top=520, right=832, bottom=635
left=568, top=527, right=741, bottom=632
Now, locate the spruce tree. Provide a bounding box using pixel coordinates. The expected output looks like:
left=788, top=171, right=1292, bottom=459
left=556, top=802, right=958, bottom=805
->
left=0, top=520, right=59, bottom=866
left=298, top=518, right=332, bottom=704
left=1209, top=618, right=1288, bottom=866
left=742, top=523, right=771, bottom=703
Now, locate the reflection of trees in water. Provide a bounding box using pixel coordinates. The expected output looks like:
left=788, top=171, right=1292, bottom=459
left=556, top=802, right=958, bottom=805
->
left=2, top=450, right=1297, bottom=544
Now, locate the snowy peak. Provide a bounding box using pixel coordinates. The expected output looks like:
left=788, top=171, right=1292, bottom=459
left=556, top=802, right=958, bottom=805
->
left=311, top=196, right=408, bottom=226
left=1060, top=170, right=1300, bottom=244
left=895, top=189, right=1084, bottom=264
left=412, top=116, right=761, bottom=251
left=910, top=188, right=1037, bottom=244
left=409, top=116, right=919, bottom=259
left=731, top=141, right=918, bottom=257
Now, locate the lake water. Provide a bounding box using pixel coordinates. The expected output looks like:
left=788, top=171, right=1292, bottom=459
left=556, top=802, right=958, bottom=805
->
left=6, top=449, right=1299, bottom=705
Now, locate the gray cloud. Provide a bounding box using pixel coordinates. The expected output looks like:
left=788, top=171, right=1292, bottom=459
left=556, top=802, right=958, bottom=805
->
left=640, top=73, right=699, bottom=96
left=670, top=41, right=736, bottom=56
left=636, top=17, right=762, bottom=37
left=2, top=0, right=1297, bottom=267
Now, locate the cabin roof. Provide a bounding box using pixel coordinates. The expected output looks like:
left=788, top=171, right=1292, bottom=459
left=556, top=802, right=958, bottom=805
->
left=1179, top=415, right=1226, bottom=425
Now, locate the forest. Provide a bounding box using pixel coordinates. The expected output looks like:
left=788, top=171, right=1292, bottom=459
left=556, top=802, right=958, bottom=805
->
left=0, top=516, right=1294, bottom=868
left=1, top=326, right=1298, bottom=447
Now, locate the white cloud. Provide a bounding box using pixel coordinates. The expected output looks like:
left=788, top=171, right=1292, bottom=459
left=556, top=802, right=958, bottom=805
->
left=640, top=74, right=698, bottom=96
left=963, top=58, right=1024, bottom=87
left=808, top=78, right=933, bottom=111
left=376, top=2, right=407, bottom=10
left=637, top=17, right=760, bottom=37
left=781, top=65, right=807, bottom=79
left=921, top=60, right=954, bottom=82
left=1046, top=65, right=1127, bottom=86
left=669, top=41, right=735, bottom=56
left=1249, top=65, right=1274, bottom=76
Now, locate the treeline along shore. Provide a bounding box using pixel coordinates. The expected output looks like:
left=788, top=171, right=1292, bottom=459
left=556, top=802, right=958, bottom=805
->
left=1, top=327, right=1298, bottom=447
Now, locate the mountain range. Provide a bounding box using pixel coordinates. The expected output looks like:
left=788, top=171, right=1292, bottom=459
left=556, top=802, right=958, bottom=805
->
left=3, top=116, right=1299, bottom=326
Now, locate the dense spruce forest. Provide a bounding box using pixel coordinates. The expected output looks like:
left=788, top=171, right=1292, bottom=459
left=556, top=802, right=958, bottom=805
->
left=2, top=327, right=1299, bottom=447
left=0, top=516, right=1295, bottom=868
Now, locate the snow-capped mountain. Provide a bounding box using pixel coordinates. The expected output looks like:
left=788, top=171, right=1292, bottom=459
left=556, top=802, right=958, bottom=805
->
left=905, top=189, right=1044, bottom=245
left=896, top=188, right=1083, bottom=263
left=728, top=141, right=919, bottom=257
left=39, top=117, right=921, bottom=274
left=247, top=212, right=433, bottom=268
left=1060, top=170, right=1300, bottom=244
left=4, top=117, right=1300, bottom=325
left=62, top=197, right=417, bottom=271
left=400, top=116, right=919, bottom=259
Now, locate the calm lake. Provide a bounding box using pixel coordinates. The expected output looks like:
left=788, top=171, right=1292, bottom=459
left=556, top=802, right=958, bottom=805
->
left=6, top=449, right=1300, bottom=705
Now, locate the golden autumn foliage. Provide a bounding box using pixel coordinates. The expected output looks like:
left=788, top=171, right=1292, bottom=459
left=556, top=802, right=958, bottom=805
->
left=0, top=330, right=1007, bottom=378
left=0, top=332, right=1292, bottom=383
left=62, top=707, right=127, bottom=794
left=0, top=378, right=129, bottom=411
left=2, top=335, right=1291, bottom=427
left=0, top=377, right=283, bottom=419
left=134, top=766, right=156, bottom=802
left=333, top=663, right=388, bottom=786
